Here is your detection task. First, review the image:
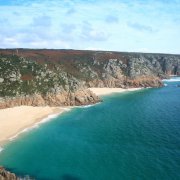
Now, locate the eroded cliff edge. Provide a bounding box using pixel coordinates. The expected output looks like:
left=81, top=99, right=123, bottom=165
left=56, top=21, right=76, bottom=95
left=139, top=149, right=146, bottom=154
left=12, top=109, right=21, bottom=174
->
left=0, top=89, right=100, bottom=109
left=0, top=49, right=179, bottom=109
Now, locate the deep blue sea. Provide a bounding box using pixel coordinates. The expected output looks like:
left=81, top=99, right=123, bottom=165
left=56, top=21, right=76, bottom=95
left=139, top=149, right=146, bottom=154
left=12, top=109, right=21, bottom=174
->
left=0, top=77, right=180, bottom=180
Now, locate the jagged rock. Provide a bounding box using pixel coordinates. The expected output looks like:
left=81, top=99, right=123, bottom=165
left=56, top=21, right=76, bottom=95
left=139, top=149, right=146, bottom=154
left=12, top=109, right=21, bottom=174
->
left=0, top=89, right=101, bottom=109
left=0, top=167, right=18, bottom=180
left=0, top=167, right=32, bottom=180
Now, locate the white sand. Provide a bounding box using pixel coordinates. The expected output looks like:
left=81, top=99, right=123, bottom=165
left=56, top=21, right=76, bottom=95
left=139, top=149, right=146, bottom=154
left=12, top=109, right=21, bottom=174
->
left=0, top=88, right=142, bottom=146
left=89, top=87, right=142, bottom=96
left=0, top=106, right=71, bottom=146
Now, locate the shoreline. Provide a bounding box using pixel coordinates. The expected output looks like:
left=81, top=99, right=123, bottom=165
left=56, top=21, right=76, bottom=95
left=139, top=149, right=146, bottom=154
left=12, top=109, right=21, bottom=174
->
left=0, top=87, right=143, bottom=149
left=0, top=106, right=72, bottom=148
left=89, top=87, right=143, bottom=96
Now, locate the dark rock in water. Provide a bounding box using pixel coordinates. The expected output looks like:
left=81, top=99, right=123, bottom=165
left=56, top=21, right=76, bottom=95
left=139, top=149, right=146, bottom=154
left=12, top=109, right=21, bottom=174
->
left=0, top=167, right=33, bottom=180
left=177, top=85, right=180, bottom=87
left=0, top=167, right=18, bottom=180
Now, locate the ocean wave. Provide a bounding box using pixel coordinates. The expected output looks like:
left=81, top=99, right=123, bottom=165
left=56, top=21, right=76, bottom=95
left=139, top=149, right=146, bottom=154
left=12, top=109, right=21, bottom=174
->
left=9, top=113, right=61, bottom=142
left=0, top=147, right=3, bottom=153
left=78, top=102, right=101, bottom=109
left=82, top=104, right=95, bottom=108
left=75, top=105, right=93, bottom=109
left=162, top=78, right=180, bottom=82
left=61, top=107, right=72, bottom=111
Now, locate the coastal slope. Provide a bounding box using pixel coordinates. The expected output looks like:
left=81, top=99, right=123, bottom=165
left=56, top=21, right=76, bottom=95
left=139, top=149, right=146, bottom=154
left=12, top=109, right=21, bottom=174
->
left=0, top=49, right=180, bottom=108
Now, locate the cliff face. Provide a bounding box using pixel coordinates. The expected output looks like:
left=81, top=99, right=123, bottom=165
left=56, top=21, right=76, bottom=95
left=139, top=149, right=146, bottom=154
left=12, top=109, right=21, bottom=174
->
left=0, top=49, right=179, bottom=109
left=0, top=89, right=100, bottom=109
left=0, top=54, right=101, bottom=108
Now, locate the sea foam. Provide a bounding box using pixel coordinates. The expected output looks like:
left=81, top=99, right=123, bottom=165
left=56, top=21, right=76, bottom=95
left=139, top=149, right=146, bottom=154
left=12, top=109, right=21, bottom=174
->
left=9, top=112, right=62, bottom=142
left=162, top=77, right=180, bottom=82
left=0, top=147, right=3, bottom=153
left=78, top=102, right=101, bottom=109
left=82, top=104, right=95, bottom=108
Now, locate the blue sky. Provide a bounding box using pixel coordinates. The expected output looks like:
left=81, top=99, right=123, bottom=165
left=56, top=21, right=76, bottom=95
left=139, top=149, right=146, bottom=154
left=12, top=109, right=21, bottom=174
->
left=0, top=0, right=179, bottom=54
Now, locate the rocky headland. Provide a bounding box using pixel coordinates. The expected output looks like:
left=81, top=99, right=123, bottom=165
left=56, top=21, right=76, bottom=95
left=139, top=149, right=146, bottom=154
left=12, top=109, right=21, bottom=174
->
left=0, top=49, right=179, bottom=109
left=0, top=89, right=100, bottom=109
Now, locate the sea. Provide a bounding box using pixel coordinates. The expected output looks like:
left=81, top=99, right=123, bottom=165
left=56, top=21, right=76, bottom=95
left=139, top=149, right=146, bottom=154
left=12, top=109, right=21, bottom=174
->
left=0, top=77, right=180, bottom=180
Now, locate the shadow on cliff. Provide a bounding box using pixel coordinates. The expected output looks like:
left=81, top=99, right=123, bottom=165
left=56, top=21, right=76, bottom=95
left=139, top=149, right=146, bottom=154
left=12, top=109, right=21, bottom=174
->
left=62, top=174, right=81, bottom=180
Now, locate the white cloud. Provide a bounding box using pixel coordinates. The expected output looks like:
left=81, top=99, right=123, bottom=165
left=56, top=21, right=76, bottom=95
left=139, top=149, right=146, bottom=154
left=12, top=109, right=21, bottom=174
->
left=0, top=0, right=179, bottom=53
left=81, top=21, right=109, bottom=41
left=127, top=22, right=154, bottom=33
left=32, top=15, right=52, bottom=27
left=105, top=15, right=119, bottom=24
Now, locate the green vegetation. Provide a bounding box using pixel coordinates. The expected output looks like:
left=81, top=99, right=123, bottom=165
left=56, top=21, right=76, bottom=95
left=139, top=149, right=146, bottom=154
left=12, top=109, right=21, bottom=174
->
left=0, top=55, right=80, bottom=97
left=0, top=49, right=179, bottom=98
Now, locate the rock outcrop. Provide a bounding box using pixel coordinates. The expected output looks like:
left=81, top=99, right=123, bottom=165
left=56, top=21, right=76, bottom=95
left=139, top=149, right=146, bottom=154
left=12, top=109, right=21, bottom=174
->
left=0, top=89, right=101, bottom=109
left=0, top=167, right=32, bottom=180
left=0, top=49, right=179, bottom=109
left=0, top=167, right=18, bottom=180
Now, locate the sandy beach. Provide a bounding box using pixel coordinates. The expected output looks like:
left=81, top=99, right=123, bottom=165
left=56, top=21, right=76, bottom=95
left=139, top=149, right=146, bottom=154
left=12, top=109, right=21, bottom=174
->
left=0, top=106, right=71, bottom=146
left=89, top=87, right=142, bottom=96
left=0, top=88, right=142, bottom=147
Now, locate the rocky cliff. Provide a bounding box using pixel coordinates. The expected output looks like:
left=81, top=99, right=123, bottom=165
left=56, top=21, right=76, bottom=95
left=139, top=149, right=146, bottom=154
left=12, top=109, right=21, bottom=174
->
left=0, top=49, right=179, bottom=109
left=0, top=89, right=100, bottom=109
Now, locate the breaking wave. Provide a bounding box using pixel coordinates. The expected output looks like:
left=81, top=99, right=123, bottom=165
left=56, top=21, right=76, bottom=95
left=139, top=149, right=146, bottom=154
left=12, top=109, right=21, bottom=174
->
left=0, top=147, right=3, bottom=153
left=78, top=102, right=101, bottom=109
left=162, top=77, right=180, bottom=82
left=9, top=113, right=62, bottom=142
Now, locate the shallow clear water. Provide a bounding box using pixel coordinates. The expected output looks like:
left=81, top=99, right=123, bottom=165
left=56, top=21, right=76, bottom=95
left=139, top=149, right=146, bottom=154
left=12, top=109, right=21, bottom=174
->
left=0, top=78, right=180, bottom=180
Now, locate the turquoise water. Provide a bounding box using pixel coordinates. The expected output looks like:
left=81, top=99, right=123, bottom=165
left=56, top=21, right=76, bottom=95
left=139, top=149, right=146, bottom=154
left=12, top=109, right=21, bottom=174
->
left=0, top=78, right=180, bottom=180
